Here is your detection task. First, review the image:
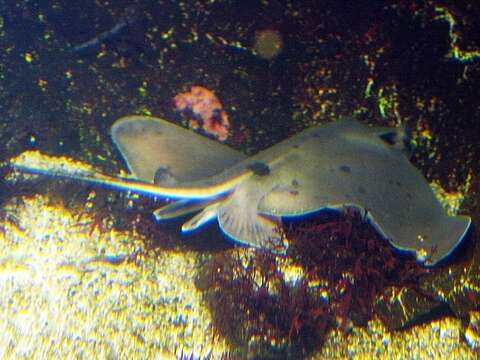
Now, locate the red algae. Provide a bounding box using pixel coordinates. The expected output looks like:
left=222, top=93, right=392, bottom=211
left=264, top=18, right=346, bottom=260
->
left=197, top=249, right=333, bottom=357
left=286, top=210, right=430, bottom=328
left=173, top=85, right=230, bottom=141
left=198, top=210, right=430, bottom=357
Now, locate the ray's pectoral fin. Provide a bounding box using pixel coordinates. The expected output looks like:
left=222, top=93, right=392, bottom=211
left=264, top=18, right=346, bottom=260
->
left=111, top=115, right=246, bottom=184
left=218, top=208, right=284, bottom=251
left=425, top=214, right=471, bottom=265
left=153, top=198, right=218, bottom=220
left=182, top=202, right=223, bottom=232
left=216, top=186, right=286, bottom=251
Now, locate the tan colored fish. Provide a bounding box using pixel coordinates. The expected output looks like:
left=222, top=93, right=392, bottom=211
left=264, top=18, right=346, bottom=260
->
left=12, top=115, right=471, bottom=265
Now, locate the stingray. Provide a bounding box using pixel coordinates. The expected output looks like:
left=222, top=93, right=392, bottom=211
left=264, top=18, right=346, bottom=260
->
left=12, top=115, right=471, bottom=265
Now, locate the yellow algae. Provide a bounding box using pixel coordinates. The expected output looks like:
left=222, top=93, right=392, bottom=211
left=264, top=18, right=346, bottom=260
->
left=137, top=106, right=152, bottom=116
left=364, top=77, right=374, bottom=98
left=434, top=6, right=480, bottom=63
left=376, top=85, right=400, bottom=120
left=0, top=256, right=31, bottom=281
left=317, top=317, right=476, bottom=359
left=430, top=176, right=470, bottom=216
left=37, top=78, right=48, bottom=91
left=10, top=150, right=97, bottom=177
left=24, top=52, right=34, bottom=63
left=465, top=311, right=480, bottom=350
left=276, top=256, right=304, bottom=284
left=420, top=128, right=433, bottom=141
left=0, top=192, right=476, bottom=358
left=0, top=194, right=228, bottom=358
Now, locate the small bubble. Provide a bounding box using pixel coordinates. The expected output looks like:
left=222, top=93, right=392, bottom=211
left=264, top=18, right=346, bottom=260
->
left=253, top=29, right=283, bottom=60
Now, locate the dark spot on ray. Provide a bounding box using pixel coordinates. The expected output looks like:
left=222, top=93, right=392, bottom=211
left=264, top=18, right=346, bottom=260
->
left=289, top=190, right=299, bottom=196
left=154, top=166, right=175, bottom=185
left=388, top=179, right=394, bottom=185
left=292, top=144, right=300, bottom=148
left=407, top=193, right=413, bottom=199
left=339, top=165, right=351, bottom=173
left=395, top=181, right=402, bottom=187
left=292, top=179, right=299, bottom=187
left=358, top=186, right=366, bottom=194
left=247, top=161, right=270, bottom=176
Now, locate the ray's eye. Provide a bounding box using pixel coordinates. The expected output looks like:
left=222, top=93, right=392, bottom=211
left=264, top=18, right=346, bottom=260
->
left=378, top=130, right=398, bottom=145
left=247, top=161, right=271, bottom=176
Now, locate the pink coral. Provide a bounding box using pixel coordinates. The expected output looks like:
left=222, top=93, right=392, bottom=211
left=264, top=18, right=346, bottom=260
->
left=173, top=85, right=230, bottom=141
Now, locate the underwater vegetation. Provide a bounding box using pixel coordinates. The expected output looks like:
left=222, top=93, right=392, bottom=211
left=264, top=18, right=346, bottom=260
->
left=198, top=210, right=431, bottom=358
